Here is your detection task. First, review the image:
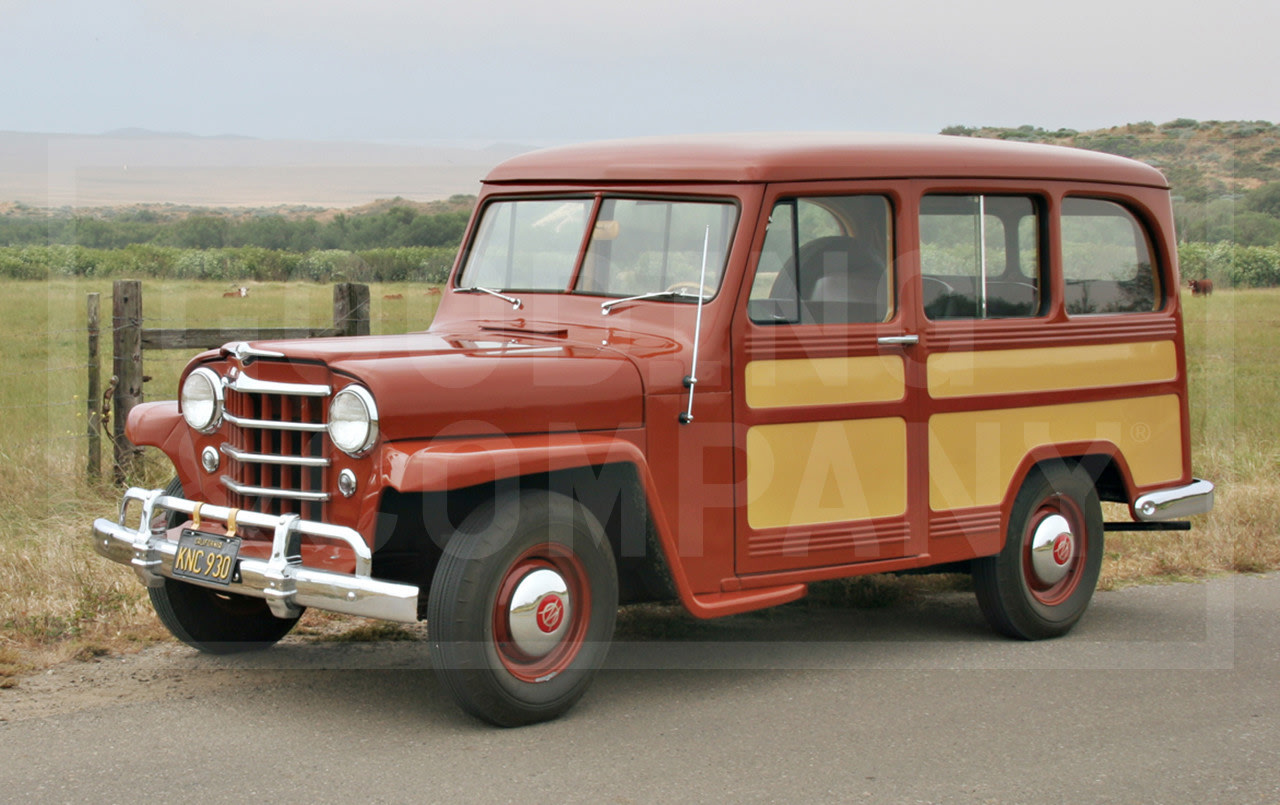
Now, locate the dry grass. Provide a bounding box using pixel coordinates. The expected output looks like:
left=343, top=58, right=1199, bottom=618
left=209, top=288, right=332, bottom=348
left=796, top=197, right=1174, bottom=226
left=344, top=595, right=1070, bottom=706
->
left=0, top=282, right=1276, bottom=680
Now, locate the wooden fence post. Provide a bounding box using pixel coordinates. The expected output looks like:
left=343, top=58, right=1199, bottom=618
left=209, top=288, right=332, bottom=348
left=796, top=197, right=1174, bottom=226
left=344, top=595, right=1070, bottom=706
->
left=352, top=282, right=370, bottom=336
left=112, top=279, right=143, bottom=484
left=333, top=282, right=370, bottom=336
left=87, top=293, right=101, bottom=482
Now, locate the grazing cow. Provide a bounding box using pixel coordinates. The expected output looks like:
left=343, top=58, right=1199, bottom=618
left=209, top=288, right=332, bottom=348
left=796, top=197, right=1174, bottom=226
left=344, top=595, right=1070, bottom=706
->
left=1189, top=279, right=1214, bottom=296
left=425, top=287, right=442, bottom=296
left=222, top=286, right=248, bottom=298
left=383, top=293, right=404, bottom=300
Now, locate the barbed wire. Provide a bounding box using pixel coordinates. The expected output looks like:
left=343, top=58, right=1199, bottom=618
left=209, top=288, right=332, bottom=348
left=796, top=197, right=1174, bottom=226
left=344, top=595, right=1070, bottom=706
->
left=0, top=364, right=90, bottom=378
left=0, top=399, right=77, bottom=411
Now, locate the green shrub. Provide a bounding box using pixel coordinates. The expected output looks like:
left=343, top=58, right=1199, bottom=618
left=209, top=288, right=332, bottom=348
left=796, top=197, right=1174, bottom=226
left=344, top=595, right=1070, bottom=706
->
left=1178, top=242, right=1280, bottom=287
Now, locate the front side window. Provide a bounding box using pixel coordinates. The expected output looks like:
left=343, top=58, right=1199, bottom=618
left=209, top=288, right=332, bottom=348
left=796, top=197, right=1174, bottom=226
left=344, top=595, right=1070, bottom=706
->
left=458, top=196, right=737, bottom=299
left=1061, top=198, right=1159, bottom=314
left=748, top=195, right=894, bottom=325
left=920, top=195, right=1043, bottom=319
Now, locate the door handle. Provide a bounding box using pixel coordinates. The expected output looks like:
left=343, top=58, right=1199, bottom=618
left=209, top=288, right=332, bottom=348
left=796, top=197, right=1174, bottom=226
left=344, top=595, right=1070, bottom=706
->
left=877, top=334, right=919, bottom=346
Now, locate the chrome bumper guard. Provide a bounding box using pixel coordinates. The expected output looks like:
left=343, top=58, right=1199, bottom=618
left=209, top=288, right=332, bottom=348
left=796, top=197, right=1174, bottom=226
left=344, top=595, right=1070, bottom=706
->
left=91, top=487, right=419, bottom=623
left=1133, top=478, right=1216, bottom=522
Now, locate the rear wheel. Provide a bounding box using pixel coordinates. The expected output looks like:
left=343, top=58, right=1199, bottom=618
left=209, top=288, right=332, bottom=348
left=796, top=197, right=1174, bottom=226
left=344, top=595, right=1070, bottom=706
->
left=148, top=476, right=300, bottom=654
left=973, top=461, right=1103, bottom=640
left=428, top=490, right=618, bottom=727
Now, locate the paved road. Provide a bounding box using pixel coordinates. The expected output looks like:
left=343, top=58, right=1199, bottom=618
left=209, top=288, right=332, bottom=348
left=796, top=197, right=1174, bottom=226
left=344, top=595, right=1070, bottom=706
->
left=2, top=575, right=1276, bottom=804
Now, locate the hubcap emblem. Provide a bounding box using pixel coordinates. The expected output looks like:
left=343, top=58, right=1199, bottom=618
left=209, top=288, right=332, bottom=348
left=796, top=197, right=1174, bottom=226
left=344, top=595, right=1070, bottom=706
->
left=1052, top=533, right=1073, bottom=566
left=506, top=568, right=572, bottom=658
left=1030, top=513, right=1075, bottom=586
left=536, top=594, right=565, bottom=634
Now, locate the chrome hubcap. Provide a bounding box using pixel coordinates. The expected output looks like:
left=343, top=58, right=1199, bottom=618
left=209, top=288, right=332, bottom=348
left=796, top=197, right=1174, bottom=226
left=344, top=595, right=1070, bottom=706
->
left=1030, top=513, right=1075, bottom=585
left=507, top=568, right=571, bottom=658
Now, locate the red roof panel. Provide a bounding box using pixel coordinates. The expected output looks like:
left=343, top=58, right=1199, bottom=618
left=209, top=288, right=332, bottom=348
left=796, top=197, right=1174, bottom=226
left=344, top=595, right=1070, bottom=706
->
left=484, top=133, right=1168, bottom=188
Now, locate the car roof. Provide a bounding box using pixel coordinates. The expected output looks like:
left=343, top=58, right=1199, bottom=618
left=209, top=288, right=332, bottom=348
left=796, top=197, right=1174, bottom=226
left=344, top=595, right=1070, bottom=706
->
left=483, top=133, right=1168, bottom=189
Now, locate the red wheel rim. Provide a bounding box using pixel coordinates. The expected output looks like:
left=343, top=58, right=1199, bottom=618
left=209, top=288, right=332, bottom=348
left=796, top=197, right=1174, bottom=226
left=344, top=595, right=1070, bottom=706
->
left=1021, top=494, right=1086, bottom=607
left=492, top=544, right=591, bottom=683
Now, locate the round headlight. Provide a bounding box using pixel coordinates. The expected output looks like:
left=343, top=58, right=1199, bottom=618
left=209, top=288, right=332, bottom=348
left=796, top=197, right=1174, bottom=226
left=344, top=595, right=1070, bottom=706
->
left=328, top=385, right=379, bottom=456
left=181, top=367, right=223, bottom=433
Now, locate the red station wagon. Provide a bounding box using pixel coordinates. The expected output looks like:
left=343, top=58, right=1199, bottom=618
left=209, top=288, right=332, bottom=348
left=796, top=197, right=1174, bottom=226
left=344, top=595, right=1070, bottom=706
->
left=93, top=134, right=1214, bottom=726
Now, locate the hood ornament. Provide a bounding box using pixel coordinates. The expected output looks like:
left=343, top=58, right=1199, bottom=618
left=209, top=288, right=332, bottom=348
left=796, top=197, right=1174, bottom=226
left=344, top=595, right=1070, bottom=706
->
left=222, top=341, right=285, bottom=364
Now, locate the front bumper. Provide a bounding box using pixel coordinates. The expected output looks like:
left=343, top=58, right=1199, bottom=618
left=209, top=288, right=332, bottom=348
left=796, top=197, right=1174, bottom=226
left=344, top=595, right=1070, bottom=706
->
left=1133, top=478, right=1216, bottom=522
left=91, top=487, right=419, bottom=623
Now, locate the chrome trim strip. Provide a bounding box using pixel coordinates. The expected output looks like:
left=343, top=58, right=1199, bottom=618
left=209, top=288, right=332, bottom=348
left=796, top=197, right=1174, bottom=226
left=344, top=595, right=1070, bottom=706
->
left=220, top=443, right=330, bottom=468
left=221, top=475, right=331, bottom=502
left=91, top=488, right=418, bottom=622
left=1134, top=478, right=1215, bottom=521
left=223, top=411, right=329, bottom=432
left=227, top=373, right=331, bottom=397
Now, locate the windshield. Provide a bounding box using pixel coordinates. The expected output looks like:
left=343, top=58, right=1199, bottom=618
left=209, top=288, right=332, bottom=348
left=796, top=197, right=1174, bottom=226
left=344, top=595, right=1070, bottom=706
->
left=458, top=196, right=738, bottom=298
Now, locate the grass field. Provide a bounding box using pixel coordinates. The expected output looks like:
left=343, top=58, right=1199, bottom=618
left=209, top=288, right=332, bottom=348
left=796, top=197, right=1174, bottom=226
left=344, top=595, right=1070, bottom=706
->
left=0, top=281, right=1276, bottom=682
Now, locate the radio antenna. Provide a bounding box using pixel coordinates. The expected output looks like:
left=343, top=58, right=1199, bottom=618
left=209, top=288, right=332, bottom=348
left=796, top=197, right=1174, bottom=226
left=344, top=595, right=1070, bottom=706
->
left=679, top=225, right=711, bottom=425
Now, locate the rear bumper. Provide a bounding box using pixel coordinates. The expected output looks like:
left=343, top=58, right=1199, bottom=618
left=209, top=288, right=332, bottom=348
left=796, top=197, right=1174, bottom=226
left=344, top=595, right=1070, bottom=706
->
left=91, top=487, right=419, bottom=623
left=1133, top=478, right=1215, bottom=522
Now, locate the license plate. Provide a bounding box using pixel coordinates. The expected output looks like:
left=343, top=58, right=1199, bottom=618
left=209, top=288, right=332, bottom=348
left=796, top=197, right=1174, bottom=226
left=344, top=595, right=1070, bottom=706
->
left=172, top=529, right=241, bottom=586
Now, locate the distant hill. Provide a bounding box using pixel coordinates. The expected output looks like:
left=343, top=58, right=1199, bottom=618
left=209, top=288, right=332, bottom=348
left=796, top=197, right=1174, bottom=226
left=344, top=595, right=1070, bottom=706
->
left=941, top=119, right=1280, bottom=201
left=0, top=130, right=532, bottom=208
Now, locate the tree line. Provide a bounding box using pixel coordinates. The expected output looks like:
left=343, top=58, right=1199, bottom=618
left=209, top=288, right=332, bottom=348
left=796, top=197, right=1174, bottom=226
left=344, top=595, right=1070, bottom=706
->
left=0, top=198, right=473, bottom=252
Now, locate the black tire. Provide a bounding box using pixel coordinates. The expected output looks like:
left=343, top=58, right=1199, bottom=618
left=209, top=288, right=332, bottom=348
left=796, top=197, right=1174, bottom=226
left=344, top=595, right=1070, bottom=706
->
left=973, top=461, right=1104, bottom=640
left=148, top=477, right=300, bottom=654
left=428, top=489, right=618, bottom=727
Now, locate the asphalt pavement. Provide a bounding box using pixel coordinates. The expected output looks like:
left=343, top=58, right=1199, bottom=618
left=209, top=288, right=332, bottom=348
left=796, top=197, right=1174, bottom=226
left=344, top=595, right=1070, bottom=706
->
left=1, top=575, right=1276, bottom=804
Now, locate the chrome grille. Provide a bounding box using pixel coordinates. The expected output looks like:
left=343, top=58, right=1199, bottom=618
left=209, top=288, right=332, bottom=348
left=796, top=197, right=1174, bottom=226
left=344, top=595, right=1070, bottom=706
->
left=222, top=373, right=331, bottom=520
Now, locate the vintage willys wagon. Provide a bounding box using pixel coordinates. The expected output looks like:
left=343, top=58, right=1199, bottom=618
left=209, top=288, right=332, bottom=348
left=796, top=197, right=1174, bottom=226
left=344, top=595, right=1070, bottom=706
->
left=93, top=134, right=1213, bottom=725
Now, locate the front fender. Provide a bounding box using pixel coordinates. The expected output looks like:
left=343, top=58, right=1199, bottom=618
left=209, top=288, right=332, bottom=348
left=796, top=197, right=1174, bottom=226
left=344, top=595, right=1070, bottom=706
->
left=377, top=432, right=800, bottom=620
left=381, top=432, right=646, bottom=493
left=124, top=400, right=198, bottom=488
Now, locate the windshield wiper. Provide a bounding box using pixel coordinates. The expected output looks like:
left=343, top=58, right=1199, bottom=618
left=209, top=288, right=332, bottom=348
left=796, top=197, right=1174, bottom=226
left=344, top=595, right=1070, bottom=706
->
left=600, top=288, right=707, bottom=315
left=456, top=286, right=523, bottom=310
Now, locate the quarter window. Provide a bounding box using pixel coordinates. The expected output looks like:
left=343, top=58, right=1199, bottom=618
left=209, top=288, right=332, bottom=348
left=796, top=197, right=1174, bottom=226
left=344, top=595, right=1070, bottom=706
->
left=1061, top=198, right=1159, bottom=314
left=748, top=195, right=894, bottom=325
left=920, top=195, right=1043, bottom=319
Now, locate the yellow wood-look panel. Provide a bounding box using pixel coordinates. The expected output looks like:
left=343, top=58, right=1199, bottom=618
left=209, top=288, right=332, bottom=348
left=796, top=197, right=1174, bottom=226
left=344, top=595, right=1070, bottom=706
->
left=745, top=355, right=905, bottom=409
left=928, top=341, right=1178, bottom=399
left=927, top=395, right=1183, bottom=510
left=747, top=418, right=907, bottom=529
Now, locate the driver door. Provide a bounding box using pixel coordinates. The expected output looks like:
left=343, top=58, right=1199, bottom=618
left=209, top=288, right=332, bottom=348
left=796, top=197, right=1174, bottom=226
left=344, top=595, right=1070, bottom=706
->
left=733, top=186, right=922, bottom=574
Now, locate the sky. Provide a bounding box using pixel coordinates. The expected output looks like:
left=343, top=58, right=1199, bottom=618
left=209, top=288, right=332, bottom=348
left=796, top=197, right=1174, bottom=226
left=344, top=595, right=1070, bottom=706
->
left=1, top=0, right=1277, bottom=144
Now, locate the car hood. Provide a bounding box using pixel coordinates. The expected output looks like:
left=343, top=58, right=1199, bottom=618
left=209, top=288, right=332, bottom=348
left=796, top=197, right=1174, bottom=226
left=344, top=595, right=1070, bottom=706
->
left=237, top=329, right=645, bottom=441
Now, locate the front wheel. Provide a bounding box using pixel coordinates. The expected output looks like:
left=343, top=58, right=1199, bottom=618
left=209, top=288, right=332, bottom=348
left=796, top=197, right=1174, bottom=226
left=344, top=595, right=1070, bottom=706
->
left=149, top=476, right=300, bottom=654
left=973, top=461, right=1103, bottom=640
left=428, top=490, right=618, bottom=727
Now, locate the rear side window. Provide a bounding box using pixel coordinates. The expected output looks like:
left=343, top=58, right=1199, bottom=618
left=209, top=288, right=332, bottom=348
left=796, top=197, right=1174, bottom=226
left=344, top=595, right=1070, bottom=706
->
left=920, top=195, right=1043, bottom=319
left=1061, top=198, right=1159, bottom=314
